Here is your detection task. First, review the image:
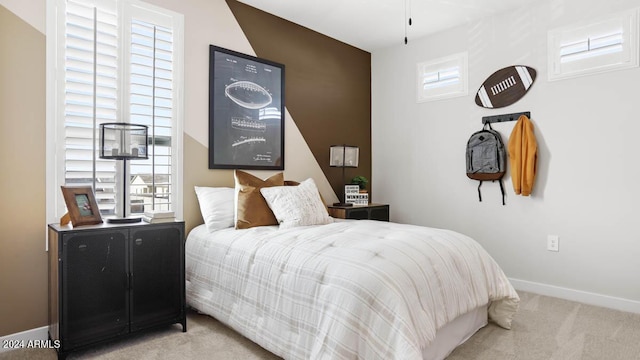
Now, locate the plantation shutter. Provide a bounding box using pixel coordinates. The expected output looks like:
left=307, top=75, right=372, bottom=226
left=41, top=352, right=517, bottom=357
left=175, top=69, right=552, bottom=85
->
left=422, top=66, right=461, bottom=89
left=61, top=0, right=181, bottom=216
left=63, top=0, right=118, bottom=215
left=127, top=16, right=175, bottom=212
left=559, top=31, right=624, bottom=64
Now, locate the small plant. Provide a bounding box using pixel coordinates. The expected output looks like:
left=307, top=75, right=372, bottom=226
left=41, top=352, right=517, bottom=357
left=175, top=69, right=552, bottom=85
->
left=351, top=175, right=368, bottom=191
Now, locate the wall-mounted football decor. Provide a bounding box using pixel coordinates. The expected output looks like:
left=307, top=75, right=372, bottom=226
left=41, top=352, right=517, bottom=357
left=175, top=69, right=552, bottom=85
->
left=475, top=66, right=536, bottom=109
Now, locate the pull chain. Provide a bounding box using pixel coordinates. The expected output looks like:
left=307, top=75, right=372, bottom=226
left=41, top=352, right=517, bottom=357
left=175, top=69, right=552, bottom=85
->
left=404, top=0, right=413, bottom=44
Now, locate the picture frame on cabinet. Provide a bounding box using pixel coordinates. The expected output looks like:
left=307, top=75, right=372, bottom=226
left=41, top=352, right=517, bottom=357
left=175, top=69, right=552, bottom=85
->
left=60, top=186, right=103, bottom=226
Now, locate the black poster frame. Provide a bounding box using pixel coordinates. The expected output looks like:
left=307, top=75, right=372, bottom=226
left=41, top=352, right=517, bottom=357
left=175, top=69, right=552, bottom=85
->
left=208, top=45, right=285, bottom=170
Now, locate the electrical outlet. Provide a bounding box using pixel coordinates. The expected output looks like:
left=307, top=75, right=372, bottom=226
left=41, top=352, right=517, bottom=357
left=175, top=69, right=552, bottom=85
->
left=547, top=235, right=559, bottom=252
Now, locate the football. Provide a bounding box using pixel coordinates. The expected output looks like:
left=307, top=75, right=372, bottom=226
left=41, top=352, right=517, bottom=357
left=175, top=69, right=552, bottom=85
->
left=475, top=66, right=536, bottom=109
left=225, top=80, right=273, bottom=110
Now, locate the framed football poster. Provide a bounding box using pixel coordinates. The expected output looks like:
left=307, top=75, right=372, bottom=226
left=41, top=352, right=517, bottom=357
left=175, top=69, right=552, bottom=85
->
left=208, top=45, right=285, bottom=170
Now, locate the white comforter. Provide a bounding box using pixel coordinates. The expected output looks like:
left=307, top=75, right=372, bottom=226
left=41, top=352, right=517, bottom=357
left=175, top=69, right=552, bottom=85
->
left=185, top=220, right=519, bottom=360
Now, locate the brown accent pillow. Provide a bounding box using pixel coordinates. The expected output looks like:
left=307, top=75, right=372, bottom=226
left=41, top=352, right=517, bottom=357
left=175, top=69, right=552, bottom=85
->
left=235, top=170, right=284, bottom=229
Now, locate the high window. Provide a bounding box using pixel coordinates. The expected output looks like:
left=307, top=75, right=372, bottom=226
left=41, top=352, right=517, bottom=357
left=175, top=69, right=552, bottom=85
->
left=48, top=0, right=184, bottom=219
left=548, top=9, right=638, bottom=81
left=416, top=52, right=468, bottom=102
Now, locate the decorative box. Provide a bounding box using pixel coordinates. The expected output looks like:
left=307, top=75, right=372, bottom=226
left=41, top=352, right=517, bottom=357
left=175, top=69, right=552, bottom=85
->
left=345, top=185, right=368, bottom=205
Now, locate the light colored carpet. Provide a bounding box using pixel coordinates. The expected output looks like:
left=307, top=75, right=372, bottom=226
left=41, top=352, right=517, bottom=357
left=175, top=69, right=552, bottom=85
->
left=2, top=291, right=640, bottom=359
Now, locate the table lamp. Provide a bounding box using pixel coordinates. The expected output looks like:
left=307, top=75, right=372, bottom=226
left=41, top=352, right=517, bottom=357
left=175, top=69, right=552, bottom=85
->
left=99, top=123, right=149, bottom=223
left=329, top=144, right=359, bottom=206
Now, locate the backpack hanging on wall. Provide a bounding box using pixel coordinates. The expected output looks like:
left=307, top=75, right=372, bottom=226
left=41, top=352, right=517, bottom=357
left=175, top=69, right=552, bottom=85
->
left=466, top=122, right=506, bottom=205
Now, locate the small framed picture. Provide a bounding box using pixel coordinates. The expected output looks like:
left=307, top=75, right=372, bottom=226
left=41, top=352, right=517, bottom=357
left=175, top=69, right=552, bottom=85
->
left=60, top=186, right=103, bottom=226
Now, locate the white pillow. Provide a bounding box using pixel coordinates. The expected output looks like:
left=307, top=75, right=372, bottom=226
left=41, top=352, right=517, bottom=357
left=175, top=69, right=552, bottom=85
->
left=194, top=186, right=235, bottom=232
left=259, top=178, right=333, bottom=229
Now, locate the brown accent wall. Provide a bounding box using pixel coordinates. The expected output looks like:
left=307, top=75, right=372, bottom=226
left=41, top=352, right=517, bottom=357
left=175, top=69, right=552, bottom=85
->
left=0, top=5, right=48, bottom=336
left=226, top=0, right=372, bottom=198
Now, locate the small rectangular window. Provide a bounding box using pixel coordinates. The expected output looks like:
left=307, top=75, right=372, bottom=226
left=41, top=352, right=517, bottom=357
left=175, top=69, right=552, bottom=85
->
left=416, top=52, right=468, bottom=102
left=548, top=9, right=638, bottom=81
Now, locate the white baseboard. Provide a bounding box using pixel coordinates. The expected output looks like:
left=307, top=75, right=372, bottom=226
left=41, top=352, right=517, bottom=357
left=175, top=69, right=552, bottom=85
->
left=509, top=278, right=640, bottom=314
left=0, top=326, right=48, bottom=354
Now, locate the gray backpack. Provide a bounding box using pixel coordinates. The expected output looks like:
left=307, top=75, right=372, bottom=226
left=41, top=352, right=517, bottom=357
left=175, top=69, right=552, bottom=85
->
left=466, top=123, right=506, bottom=205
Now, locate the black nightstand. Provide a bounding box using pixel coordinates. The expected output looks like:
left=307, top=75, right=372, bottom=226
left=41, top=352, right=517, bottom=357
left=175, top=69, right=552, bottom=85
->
left=328, top=203, right=389, bottom=221
left=48, top=221, right=186, bottom=359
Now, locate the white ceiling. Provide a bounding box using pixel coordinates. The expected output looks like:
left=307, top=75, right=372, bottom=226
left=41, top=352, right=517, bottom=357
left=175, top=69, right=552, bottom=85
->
left=237, top=0, right=537, bottom=52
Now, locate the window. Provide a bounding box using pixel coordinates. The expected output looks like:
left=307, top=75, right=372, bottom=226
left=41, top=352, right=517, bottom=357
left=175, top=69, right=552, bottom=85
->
left=548, top=9, right=638, bottom=81
left=49, top=0, right=183, bottom=219
left=416, top=52, right=468, bottom=102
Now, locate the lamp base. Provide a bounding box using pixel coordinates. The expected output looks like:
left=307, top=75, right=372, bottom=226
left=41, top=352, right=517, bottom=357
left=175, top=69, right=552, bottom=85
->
left=332, top=202, right=353, bottom=207
left=107, top=217, right=142, bottom=224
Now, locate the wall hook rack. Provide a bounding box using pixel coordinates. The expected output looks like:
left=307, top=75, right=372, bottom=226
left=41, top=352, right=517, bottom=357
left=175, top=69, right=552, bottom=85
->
left=482, top=111, right=531, bottom=124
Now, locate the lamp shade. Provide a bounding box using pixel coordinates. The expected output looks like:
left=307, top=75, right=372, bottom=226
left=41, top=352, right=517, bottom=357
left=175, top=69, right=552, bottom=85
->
left=99, top=123, right=149, bottom=160
left=329, top=145, right=359, bottom=168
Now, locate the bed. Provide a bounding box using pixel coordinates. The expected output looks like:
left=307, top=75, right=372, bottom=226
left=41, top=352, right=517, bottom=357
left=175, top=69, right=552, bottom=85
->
left=186, top=174, right=519, bottom=359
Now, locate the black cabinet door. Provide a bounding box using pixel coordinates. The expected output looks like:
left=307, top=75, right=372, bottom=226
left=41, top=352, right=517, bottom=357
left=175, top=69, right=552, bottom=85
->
left=369, top=207, right=389, bottom=221
left=62, top=230, right=128, bottom=350
left=129, top=225, right=183, bottom=331
left=348, top=208, right=371, bottom=220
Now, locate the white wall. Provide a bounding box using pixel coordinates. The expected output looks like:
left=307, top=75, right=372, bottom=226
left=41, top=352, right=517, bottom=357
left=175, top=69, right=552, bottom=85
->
left=0, top=0, right=44, bottom=32
left=372, top=0, right=640, bottom=306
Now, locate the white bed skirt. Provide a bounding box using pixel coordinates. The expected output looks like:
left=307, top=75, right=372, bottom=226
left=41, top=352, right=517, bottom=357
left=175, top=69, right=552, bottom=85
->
left=422, top=304, right=487, bottom=360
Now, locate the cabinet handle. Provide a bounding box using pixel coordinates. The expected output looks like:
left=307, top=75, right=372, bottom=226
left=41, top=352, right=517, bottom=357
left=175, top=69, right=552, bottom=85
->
left=135, top=238, right=143, bottom=246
